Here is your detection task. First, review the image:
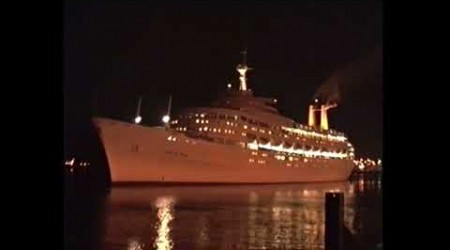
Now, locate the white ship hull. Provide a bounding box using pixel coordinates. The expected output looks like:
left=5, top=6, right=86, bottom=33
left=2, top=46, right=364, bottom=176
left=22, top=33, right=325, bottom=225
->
left=93, top=117, right=354, bottom=184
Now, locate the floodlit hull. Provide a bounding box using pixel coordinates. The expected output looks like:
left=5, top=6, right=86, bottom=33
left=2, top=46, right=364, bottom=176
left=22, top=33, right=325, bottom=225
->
left=93, top=117, right=354, bottom=184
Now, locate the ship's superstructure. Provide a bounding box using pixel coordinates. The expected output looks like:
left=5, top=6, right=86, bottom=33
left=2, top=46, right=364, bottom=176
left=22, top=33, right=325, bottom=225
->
left=93, top=51, right=355, bottom=183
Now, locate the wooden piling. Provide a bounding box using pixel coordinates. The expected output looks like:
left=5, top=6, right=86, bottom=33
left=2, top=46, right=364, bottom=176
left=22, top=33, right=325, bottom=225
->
left=325, top=192, right=344, bottom=250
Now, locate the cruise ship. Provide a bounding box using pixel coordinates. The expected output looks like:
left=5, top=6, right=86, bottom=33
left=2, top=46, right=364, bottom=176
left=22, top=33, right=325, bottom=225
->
left=93, top=52, right=355, bottom=184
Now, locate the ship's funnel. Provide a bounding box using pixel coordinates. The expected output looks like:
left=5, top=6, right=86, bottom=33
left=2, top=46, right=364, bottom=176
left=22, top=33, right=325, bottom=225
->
left=308, top=105, right=316, bottom=127
left=320, top=105, right=329, bottom=130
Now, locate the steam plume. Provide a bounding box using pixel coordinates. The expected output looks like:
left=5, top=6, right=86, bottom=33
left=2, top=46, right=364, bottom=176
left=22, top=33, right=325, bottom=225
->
left=314, top=46, right=382, bottom=105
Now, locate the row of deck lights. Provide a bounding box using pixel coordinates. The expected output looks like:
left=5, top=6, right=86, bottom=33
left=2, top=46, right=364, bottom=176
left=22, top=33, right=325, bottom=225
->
left=282, top=127, right=347, bottom=142
left=174, top=119, right=346, bottom=143
left=247, top=141, right=353, bottom=159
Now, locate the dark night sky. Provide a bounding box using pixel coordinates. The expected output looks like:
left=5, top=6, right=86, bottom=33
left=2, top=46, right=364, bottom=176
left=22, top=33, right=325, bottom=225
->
left=64, top=1, right=382, bottom=159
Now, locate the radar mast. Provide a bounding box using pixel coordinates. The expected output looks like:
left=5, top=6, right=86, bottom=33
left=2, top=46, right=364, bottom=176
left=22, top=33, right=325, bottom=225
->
left=237, top=46, right=251, bottom=91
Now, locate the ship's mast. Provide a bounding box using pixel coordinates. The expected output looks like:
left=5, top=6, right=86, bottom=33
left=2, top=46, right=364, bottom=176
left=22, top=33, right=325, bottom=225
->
left=134, top=96, right=143, bottom=124
left=237, top=47, right=251, bottom=91
left=162, top=95, right=172, bottom=128
left=167, top=95, right=172, bottom=118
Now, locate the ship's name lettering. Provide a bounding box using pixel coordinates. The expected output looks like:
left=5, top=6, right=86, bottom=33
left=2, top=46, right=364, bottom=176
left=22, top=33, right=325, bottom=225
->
left=165, top=151, right=188, bottom=157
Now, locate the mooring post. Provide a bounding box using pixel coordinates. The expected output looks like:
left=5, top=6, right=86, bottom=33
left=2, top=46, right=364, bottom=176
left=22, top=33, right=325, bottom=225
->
left=325, top=192, right=344, bottom=250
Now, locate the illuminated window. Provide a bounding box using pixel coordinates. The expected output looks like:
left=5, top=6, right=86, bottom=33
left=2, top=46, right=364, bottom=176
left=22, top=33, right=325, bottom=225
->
left=195, top=119, right=199, bottom=123
left=244, top=125, right=248, bottom=129
left=275, top=155, right=285, bottom=161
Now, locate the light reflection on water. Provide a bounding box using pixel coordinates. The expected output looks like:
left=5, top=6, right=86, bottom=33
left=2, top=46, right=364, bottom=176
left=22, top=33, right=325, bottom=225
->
left=154, top=196, right=175, bottom=250
left=102, top=178, right=381, bottom=250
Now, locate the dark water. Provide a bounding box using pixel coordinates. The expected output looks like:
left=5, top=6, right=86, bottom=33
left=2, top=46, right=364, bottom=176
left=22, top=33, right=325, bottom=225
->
left=64, top=176, right=382, bottom=250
